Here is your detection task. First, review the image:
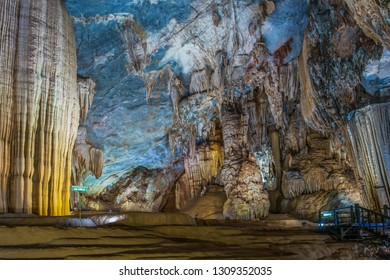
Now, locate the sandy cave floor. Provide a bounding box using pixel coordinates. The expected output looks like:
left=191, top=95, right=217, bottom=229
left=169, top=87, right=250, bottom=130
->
left=0, top=213, right=388, bottom=260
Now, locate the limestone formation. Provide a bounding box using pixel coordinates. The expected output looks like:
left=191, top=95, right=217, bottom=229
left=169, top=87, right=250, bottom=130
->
left=223, top=161, right=270, bottom=220
left=348, top=103, right=390, bottom=208
left=220, top=103, right=270, bottom=220
left=77, top=77, right=96, bottom=123
left=0, top=0, right=78, bottom=215
left=72, top=127, right=103, bottom=186
left=344, top=0, right=390, bottom=49
left=180, top=185, right=226, bottom=219
left=72, top=78, right=103, bottom=186
left=0, top=0, right=382, bottom=219
left=81, top=166, right=182, bottom=212
left=175, top=141, right=223, bottom=210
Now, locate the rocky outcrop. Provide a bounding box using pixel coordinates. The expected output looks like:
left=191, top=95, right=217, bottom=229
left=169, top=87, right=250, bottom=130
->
left=0, top=0, right=78, bottom=215
left=222, top=160, right=270, bottom=220
left=81, top=166, right=182, bottom=212
left=180, top=185, right=226, bottom=219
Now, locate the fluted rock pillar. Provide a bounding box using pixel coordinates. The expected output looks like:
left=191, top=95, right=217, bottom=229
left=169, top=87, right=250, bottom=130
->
left=348, top=103, right=390, bottom=209
left=0, top=0, right=78, bottom=215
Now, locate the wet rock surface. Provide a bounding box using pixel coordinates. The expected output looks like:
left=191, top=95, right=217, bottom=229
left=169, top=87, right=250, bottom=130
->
left=0, top=214, right=388, bottom=260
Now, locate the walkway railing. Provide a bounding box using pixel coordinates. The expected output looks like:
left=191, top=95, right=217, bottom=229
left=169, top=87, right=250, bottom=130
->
left=319, top=204, right=390, bottom=244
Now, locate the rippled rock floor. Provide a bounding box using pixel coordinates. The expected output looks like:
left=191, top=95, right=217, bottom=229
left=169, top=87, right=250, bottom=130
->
left=0, top=214, right=388, bottom=260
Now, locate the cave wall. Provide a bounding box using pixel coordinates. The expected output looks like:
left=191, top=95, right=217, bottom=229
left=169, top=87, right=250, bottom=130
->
left=0, top=0, right=78, bottom=215
left=59, top=0, right=390, bottom=220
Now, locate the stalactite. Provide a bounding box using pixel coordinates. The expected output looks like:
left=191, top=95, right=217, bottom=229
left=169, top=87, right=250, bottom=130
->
left=0, top=0, right=78, bottom=215
left=270, top=130, right=281, bottom=187
left=72, top=128, right=104, bottom=185
left=281, top=128, right=363, bottom=200
left=245, top=87, right=277, bottom=191
left=246, top=88, right=269, bottom=150
left=0, top=0, right=19, bottom=213
left=72, top=77, right=103, bottom=186
left=298, top=34, right=332, bottom=132
left=78, top=77, right=95, bottom=123
left=170, top=76, right=184, bottom=120
left=348, top=103, right=390, bottom=208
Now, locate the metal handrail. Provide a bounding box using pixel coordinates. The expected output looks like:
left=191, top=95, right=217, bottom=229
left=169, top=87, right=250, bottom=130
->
left=319, top=204, right=390, bottom=237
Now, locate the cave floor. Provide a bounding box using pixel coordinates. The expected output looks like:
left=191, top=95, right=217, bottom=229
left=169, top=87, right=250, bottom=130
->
left=0, top=214, right=388, bottom=260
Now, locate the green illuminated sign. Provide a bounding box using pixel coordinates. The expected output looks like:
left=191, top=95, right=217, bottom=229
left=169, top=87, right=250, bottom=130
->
left=71, top=186, right=88, bottom=227
left=322, top=211, right=333, bottom=218
left=71, top=186, right=88, bottom=193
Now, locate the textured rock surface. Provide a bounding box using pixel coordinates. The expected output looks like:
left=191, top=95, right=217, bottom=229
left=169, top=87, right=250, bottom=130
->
left=1, top=0, right=387, bottom=218
left=0, top=214, right=388, bottom=260
left=81, top=165, right=182, bottom=212
left=72, top=77, right=103, bottom=187
left=175, top=141, right=223, bottom=210
left=362, top=48, right=390, bottom=95
left=348, top=103, right=390, bottom=208
left=59, top=0, right=390, bottom=220
left=344, top=0, right=390, bottom=50
left=180, top=185, right=226, bottom=219
left=0, top=0, right=78, bottom=215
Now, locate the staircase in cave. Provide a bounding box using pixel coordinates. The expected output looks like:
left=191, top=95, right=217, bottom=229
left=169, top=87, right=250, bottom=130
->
left=319, top=204, right=390, bottom=246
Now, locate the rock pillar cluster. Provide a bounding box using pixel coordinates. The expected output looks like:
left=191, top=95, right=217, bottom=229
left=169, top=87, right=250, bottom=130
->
left=0, top=0, right=78, bottom=215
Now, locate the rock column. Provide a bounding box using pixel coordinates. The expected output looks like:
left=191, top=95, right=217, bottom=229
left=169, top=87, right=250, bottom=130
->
left=220, top=102, right=270, bottom=220
left=348, top=103, right=390, bottom=208
left=0, top=0, right=78, bottom=215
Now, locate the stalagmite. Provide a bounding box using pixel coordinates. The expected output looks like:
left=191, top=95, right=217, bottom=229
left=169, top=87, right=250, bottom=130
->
left=220, top=103, right=270, bottom=220
left=0, top=0, right=78, bottom=215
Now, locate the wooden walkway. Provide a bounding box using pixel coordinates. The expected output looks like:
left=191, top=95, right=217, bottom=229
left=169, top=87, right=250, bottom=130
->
left=319, top=204, right=390, bottom=246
